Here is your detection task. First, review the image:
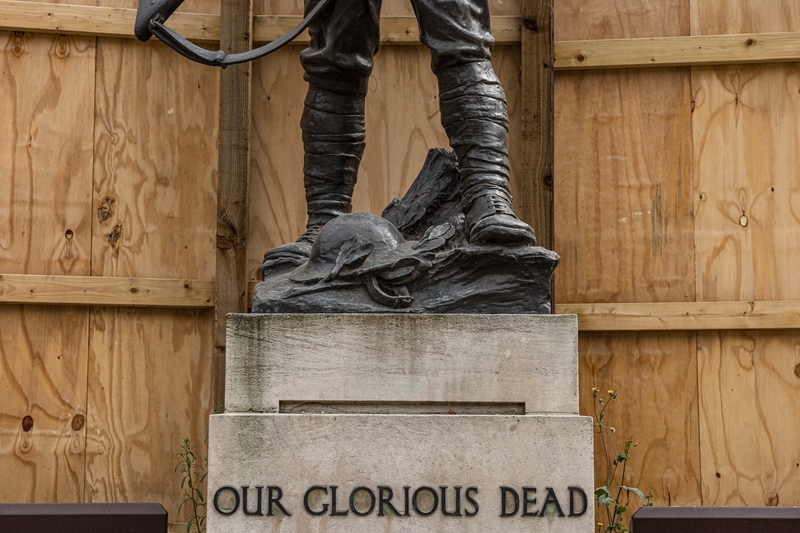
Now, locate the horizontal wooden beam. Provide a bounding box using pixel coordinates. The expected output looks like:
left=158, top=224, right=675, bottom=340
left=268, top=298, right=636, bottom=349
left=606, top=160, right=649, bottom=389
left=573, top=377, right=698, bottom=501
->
left=556, top=301, right=800, bottom=331
left=0, top=2, right=520, bottom=44
left=0, top=275, right=798, bottom=329
left=555, top=32, right=800, bottom=70
left=8, top=2, right=800, bottom=69
left=0, top=274, right=214, bottom=308
left=0, top=1, right=219, bottom=41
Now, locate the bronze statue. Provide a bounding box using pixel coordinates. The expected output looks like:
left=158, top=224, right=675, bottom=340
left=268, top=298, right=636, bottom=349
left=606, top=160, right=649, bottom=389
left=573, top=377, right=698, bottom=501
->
left=136, top=0, right=557, bottom=313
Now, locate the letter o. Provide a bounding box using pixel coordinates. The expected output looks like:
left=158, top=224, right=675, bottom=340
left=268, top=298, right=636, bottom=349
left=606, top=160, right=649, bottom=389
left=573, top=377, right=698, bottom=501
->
left=349, top=486, right=376, bottom=516
left=413, top=486, right=439, bottom=516
left=213, top=486, right=241, bottom=515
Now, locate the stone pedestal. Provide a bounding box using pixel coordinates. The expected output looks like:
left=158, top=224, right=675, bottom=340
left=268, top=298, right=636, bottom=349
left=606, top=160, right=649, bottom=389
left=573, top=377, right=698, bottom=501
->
left=208, top=314, right=593, bottom=533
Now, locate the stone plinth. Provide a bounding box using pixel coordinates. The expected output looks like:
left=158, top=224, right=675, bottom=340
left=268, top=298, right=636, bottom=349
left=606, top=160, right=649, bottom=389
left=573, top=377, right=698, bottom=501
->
left=225, top=314, right=578, bottom=414
left=208, top=314, right=593, bottom=533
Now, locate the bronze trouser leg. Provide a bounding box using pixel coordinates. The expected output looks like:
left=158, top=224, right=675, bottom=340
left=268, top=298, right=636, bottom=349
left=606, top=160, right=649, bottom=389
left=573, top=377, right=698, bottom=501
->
left=297, top=0, right=381, bottom=238
left=410, top=0, right=534, bottom=244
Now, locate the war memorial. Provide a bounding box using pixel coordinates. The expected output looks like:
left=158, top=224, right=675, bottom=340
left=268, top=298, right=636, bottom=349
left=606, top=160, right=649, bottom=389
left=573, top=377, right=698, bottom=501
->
left=133, top=0, right=593, bottom=531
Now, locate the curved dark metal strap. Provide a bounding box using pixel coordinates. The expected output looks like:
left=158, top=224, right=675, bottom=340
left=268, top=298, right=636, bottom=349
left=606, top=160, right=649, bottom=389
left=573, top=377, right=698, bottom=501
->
left=149, top=0, right=333, bottom=68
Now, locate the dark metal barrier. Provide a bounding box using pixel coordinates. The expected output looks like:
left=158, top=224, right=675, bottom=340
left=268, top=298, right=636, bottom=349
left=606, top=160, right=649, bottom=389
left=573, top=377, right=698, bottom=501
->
left=632, top=506, right=800, bottom=532
left=0, top=503, right=167, bottom=533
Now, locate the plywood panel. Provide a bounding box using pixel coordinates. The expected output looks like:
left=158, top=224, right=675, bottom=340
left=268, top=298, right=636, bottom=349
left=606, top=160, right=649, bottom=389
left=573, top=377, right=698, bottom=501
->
left=92, top=38, right=218, bottom=280
left=690, top=0, right=800, bottom=36
left=554, top=68, right=695, bottom=304
left=579, top=332, right=701, bottom=510
left=0, top=32, right=95, bottom=276
left=692, top=64, right=800, bottom=302
left=0, top=28, right=94, bottom=506
left=690, top=0, right=800, bottom=506
left=698, top=331, right=800, bottom=506
left=88, top=32, right=219, bottom=518
left=0, top=306, right=89, bottom=503
left=248, top=45, right=521, bottom=278
left=84, top=308, right=213, bottom=520
left=555, top=0, right=689, bottom=41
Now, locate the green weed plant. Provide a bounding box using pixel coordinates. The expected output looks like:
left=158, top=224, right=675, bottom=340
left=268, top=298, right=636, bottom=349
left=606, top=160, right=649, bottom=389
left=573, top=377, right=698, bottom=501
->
left=592, top=387, right=653, bottom=533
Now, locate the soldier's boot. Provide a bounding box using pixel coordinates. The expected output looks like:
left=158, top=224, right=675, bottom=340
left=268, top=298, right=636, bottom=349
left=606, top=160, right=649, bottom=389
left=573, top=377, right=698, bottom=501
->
left=263, top=86, right=365, bottom=267
left=438, top=62, right=536, bottom=246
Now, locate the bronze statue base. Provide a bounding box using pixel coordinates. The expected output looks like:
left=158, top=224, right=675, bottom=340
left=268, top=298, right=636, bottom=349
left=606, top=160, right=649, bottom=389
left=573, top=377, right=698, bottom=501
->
left=252, top=149, right=559, bottom=314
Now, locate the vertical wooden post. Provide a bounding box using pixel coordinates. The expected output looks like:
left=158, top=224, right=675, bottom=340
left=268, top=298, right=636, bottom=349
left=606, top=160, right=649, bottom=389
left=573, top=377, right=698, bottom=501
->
left=215, top=0, right=253, bottom=411
left=520, top=0, right=554, bottom=252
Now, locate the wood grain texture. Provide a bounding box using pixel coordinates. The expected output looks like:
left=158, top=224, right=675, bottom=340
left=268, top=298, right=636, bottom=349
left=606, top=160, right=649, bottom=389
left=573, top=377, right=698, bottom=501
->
left=579, top=332, right=701, bottom=511
left=248, top=45, right=522, bottom=278
left=253, top=15, right=523, bottom=45
left=691, top=1, right=800, bottom=509
left=88, top=26, right=218, bottom=517
left=558, top=301, right=800, bottom=331
left=215, top=0, right=253, bottom=414
left=84, top=308, right=213, bottom=520
left=553, top=0, right=698, bottom=516
left=0, top=306, right=88, bottom=503
left=520, top=0, right=553, bottom=249
left=0, top=2, right=522, bottom=45
left=0, top=1, right=220, bottom=41
left=555, top=0, right=689, bottom=41
left=556, top=32, right=800, bottom=71
left=0, top=29, right=93, bottom=507
left=0, top=31, right=94, bottom=276
left=554, top=68, right=695, bottom=304
left=98, top=0, right=219, bottom=14
left=692, top=64, right=800, bottom=302
left=690, top=0, right=800, bottom=36
left=92, top=38, right=218, bottom=280
left=0, top=274, right=214, bottom=307
left=698, top=331, right=800, bottom=506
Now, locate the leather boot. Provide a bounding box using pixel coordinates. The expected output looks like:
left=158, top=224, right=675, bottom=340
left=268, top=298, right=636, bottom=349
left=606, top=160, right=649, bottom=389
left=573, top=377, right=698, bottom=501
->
left=263, top=86, right=366, bottom=267
left=438, top=62, right=536, bottom=246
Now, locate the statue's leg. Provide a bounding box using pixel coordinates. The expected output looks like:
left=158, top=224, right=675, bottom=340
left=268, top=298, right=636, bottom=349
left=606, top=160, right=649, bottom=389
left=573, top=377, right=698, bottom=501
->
left=410, top=0, right=535, bottom=245
left=264, top=0, right=381, bottom=264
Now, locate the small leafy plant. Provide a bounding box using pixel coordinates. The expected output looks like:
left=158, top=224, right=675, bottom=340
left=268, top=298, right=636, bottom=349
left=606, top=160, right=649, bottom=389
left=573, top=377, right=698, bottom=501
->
left=592, top=387, right=653, bottom=533
left=176, top=438, right=208, bottom=533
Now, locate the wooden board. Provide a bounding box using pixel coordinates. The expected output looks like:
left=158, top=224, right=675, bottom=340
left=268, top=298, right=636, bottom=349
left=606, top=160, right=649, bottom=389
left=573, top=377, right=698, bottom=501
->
left=554, top=0, right=689, bottom=41
left=691, top=63, right=800, bottom=302
left=84, top=308, right=214, bottom=521
left=0, top=31, right=94, bottom=276
left=87, top=17, right=219, bottom=519
left=554, top=68, right=695, bottom=304
left=0, top=305, right=89, bottom=503
left=557, top=301, right=800, bottom=331
left=691, top=0, right=800, bottom=508
left=556, top=32, right=800, bottom=71
left=520, top=0, right=554, bottom=249
left=98, top=0, right=219, bottom=15
left=579, top=331, right=702, bottom=511
left=690, top=0, right=800, bottom=36
left=91, top=38, right=218, bottom=279
left=247, top=45, right=522, bottom=278
left=0, top=27, right=94, bottom=507
left=0, top=274, right=214, bottom=307
left=552, top=0, right=698, bottom=518
left=698, top=331, right=800, bottom=506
